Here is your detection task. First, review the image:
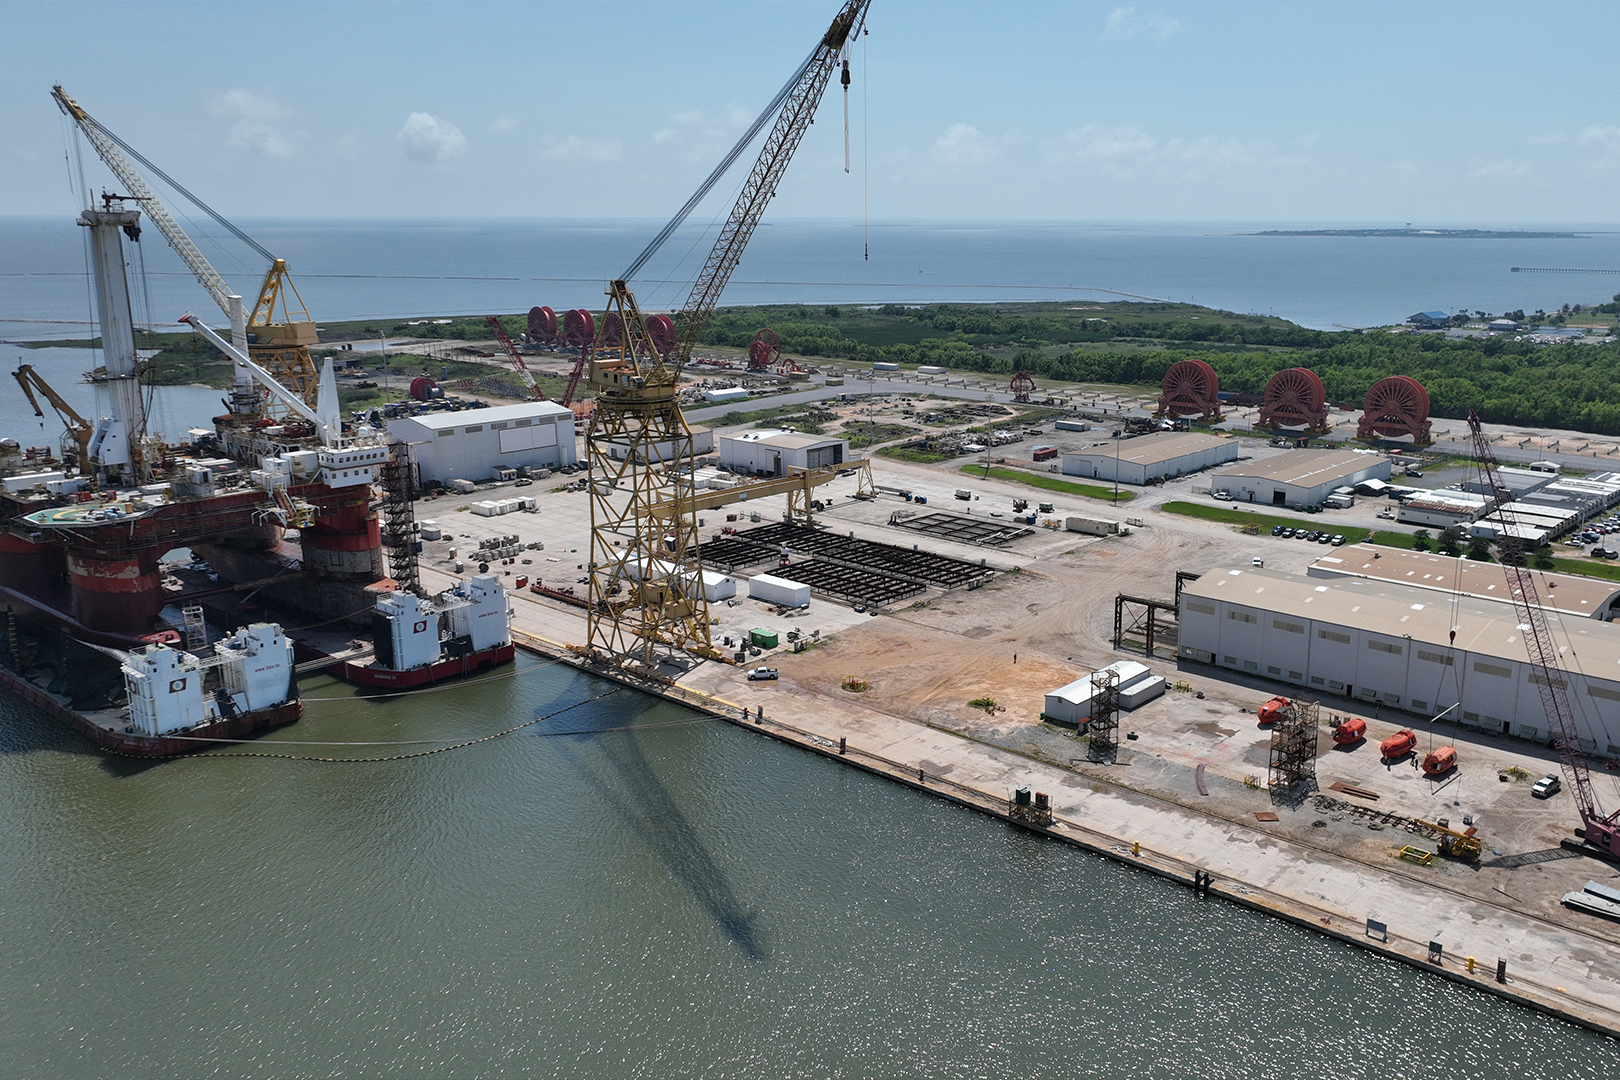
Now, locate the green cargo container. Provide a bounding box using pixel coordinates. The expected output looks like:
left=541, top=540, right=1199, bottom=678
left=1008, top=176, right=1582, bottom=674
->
left=749, top=628, right=779, bottom=649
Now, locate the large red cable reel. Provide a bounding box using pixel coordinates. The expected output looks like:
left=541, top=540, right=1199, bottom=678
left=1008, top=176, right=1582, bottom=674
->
left=748, top=329, right=781, bottom=371
left=527, top=305, right=558, bottom=344
left=1156, top=359, right=1222, bottom=421
left=1258, top=367, right=1329, bottom=432
left=1357, top=375, right=1432, bottom=444
left=562, top=308, right=594, bottom=349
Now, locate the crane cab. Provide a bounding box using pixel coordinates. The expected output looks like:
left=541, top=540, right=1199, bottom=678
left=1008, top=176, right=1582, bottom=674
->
left=1421, top=746, right=1458, bottom=777
left=1380, top=729, right=1417, bottom=760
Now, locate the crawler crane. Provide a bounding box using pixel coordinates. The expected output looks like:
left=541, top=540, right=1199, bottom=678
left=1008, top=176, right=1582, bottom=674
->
left=583, top=1, right=871, bottom=671
left=1468, top=410, right=1620, bottom=855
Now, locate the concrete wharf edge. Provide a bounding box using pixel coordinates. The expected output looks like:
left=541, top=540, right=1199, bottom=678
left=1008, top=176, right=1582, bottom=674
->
left=508, top=630, right=1620, bottom=1040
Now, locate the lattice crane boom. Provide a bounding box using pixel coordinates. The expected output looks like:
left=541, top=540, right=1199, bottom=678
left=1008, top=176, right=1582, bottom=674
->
left=1467, top=410, right=1620, bottom=854
left=485, top=316, right=544, bottom=399
left=53, top=85, right=249, bottom=322
left=602, top=0, right=869, bottom=383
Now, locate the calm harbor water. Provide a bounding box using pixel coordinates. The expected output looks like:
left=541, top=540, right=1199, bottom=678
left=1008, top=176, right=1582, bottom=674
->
left=1, top=654, right=1615, bottom=1077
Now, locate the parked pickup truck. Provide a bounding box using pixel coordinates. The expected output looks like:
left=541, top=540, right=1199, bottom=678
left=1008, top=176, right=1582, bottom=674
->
left=746, top=667, right=779, bottom=681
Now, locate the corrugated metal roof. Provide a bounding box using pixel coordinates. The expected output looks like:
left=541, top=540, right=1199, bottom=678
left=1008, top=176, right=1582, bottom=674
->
left=1183, top=565, right=1620, bottom=668
left=1310, top=544, right=1620, bottom=620
left=1067, top=431, right=1230, bottom=467
left=1214, top=449, right=1380, bottom=487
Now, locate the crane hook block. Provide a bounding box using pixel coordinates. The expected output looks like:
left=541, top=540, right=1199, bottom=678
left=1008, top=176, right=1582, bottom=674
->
left=841, top=59, right=851, bottom=88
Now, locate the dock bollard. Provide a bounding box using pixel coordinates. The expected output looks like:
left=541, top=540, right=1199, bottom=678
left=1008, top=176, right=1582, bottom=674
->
left=1467, top=956, right=1476, bottom=974
left=839, top=737, right=847, bottom=755
left=1131, top=841, right=1141, bottom=857
left=1497, top=958, right=1508, bottom=984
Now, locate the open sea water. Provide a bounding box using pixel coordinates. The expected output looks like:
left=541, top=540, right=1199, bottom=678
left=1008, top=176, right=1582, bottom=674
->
left=4, top=218, right=1620, bottom=1075
left=6, top=216, right=1620, bottom=338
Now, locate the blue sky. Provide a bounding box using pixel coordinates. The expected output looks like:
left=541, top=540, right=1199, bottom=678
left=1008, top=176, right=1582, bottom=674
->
left=5, top=0, right=1619, bottom=224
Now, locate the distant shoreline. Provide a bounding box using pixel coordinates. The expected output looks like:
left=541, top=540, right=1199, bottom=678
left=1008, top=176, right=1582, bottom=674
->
left=1251, top=228, right=1578, bottom=239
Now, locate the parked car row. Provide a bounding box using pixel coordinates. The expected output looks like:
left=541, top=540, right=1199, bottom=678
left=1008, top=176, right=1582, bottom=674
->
left=1270, top=525, right=1346, bottom=546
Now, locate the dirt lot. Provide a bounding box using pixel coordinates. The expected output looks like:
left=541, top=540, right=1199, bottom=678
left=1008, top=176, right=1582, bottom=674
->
left=718, top=453, right=1620, bottom=938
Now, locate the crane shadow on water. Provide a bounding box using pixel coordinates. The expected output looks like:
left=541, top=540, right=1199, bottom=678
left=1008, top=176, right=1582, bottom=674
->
left=543, top=707, right=770, bottom=960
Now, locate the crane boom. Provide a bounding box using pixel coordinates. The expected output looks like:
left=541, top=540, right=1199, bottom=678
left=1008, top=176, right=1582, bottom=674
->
left=1467, top=410, right=1620, bottom=854
left=672, top=1, right=867, bottom=370
left=602, top=0, right=869, bottom=383
left=52, top=86, right=246, bottom=322
left=13, top=365, right=94, bottom=477
left=485, top=316, right=544, bottom=400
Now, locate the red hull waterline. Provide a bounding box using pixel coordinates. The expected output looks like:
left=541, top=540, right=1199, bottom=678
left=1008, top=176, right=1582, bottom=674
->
left=0, top=665, right=302, bottom=758
left=340, top=643, right=516, bottom=688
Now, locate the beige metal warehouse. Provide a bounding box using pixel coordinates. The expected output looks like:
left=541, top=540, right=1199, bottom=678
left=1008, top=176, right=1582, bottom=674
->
left=1213, top=449, right=1392, bottom=507
left=1178, top=565, right=1620, bottom=756
left=1061, top=431, right=1237, bottom=485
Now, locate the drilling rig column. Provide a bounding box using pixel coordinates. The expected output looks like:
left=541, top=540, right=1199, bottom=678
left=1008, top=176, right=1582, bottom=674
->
left=78, top=203, right=148, bottom=478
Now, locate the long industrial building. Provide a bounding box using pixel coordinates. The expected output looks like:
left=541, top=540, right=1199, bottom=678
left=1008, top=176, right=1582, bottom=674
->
left=1310, top=546, right=1620, bottom=621
left=1178, top=565, right=1620, bottom=756
left=1061, top=431, right=1237, bottom=485
left=388, top=401, right=578, bottom=485
left=1212, top=449, right=1391, bottom=507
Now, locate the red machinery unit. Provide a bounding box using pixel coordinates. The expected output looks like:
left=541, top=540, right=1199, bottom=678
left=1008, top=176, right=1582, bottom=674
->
left=1422, top=746, right=1458, bottom=777
left=1332, top=717, right=1367, bottom=745
left=1257, top=696, right=1291, bottom=725
left=1380, top=728, right=1417, bottom=760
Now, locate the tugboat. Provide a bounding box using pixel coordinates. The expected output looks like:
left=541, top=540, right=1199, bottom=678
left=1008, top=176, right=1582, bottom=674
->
left=339, top=575, right=514, bottom=688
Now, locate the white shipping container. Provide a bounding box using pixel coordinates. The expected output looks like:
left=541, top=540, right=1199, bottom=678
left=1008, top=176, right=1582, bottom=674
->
left=1064, top=516, right=1119, bottom=536
left=472, top=501, right=500, bottom=517
left=917, top=365, right=947, bottom=375
left=748, top=572, right=811, bottom=607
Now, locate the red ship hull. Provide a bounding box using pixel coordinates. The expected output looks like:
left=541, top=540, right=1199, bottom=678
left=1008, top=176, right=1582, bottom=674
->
left=339, top=643, right=515, bottom=688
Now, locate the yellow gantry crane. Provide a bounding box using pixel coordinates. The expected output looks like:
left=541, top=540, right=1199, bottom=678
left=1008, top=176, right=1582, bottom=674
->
left=13, top=365, right=94, bottom=477
left=52, top=85, right=322, bottom=413
left=583, top=1, right=870, bottom=673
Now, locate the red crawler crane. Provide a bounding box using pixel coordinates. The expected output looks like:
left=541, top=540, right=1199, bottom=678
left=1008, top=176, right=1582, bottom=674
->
left=485, top=315, right=545, bottom=400
left=1468, top=409, right=1620, bottom=855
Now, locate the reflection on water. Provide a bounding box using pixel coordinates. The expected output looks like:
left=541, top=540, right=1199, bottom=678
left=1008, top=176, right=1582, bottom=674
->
left=0, top=654, right=1615, bottom=1078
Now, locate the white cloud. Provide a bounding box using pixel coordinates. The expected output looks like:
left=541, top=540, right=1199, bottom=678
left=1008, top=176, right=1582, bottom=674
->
left=1064, top=124, right=1157, bottom=161
left=397, top=112, right=467, bottom=164
left=490, top=116, right=521, bottom=135
left=1105, top=6, right=1185, bottom=41
left=932, top=123, right=997, bottom=166
left=538, top=135, right=623, bottom=162
left=211, top=89, right=297, bottom=158
left=1469, top=158, right=1531, bottom=178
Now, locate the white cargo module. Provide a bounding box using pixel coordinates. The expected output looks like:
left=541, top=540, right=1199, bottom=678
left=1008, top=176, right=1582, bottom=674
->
left=1043, top=661, right=1166, bottom=725
left=123, top=623, right=297, bottom=736
left=749, top=572, right=811, bottom=607
left=443, top=574, right=512, bottom=652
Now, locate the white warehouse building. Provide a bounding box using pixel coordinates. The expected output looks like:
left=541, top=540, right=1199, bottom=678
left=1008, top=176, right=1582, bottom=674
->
left=388, top=401, right=578, bottom=486
left=1061, top=431, right=1237, bottom=485
left=1213, top=449, right=1392, bottom=508
left=720, top=429, right=849, bottom=476
left=1178, top=565, right=1620, bottom=756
